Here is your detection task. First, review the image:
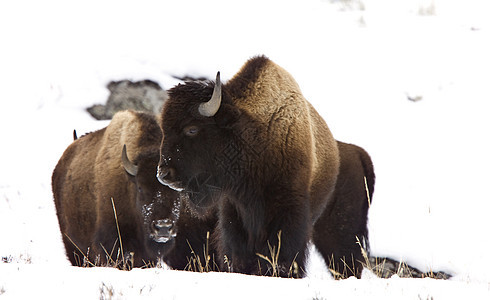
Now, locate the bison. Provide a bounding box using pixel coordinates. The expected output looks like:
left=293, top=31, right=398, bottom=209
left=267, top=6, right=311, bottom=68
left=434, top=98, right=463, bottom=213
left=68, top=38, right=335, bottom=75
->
left=52, top=110, right=183, bottom=268
left=313, top=141, right=375, bottom=278
left=157, top=56, right=340, bottom=277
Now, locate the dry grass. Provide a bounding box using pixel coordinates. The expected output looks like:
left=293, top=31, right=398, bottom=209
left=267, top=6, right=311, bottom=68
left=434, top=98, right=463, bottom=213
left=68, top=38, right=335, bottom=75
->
left=99, top=282, right=117, bottom=300
left=256, top=230, right=301, bottom=278
left=1, top=254, right=32, bottom=264
left=61, top=194, right=451, bottom=280
left=364, top=176, right=371, bottom=207
left=110, top=197, right=129, bottom=270
left=184, top=231, right=220, bottom=273
left=64, top=233, right=95, bottom=267
left=184, top=229, right=301, bottom=277
left=327, top=253, right=359, bottom=280
left=256, top=230, right=283, bottom=277
left=67, top=234, right=135, bottom=270
left=418, top=0, right=436, bottom=16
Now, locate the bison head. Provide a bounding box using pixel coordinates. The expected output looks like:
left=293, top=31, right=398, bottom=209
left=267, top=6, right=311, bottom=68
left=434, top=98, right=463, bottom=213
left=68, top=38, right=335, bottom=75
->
left=122, top=145, right=182, bottom=256
left=156, top=73, right=242, bottom=216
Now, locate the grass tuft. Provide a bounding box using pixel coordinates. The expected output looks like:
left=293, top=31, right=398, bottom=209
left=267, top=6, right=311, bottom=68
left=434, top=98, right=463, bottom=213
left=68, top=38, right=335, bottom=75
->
left=256, top=230, right=301, bottom=278
left=364, top=176, right=371, bottom=208
left=256, top=230, right=282, bottom=277
left=418, top=0, right=436, bottom=16
left=185, top=231, right=219, bottom=273
left=2, top=254, right=32, bottom=264
left=111, top=197, right=133, bottom=270
left=99, top=282, right=115, bottom=300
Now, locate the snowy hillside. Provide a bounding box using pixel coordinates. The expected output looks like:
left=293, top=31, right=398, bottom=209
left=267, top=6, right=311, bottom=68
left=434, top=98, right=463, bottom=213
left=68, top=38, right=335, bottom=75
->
left=1, top=0, right=490, bottom=298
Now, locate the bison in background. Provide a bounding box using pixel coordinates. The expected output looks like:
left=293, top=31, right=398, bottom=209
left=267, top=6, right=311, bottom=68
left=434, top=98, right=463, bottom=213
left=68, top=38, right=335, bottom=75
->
left=157, top=56, right=340, bottom=277
left=52, top=110, right=182, bottom=268
left=313, top=141, right=374, bottom=278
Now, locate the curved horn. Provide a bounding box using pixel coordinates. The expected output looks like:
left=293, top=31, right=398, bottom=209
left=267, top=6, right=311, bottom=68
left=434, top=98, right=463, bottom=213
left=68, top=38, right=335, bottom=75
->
left=198, top=72, right=222, bottom=117
left=122, top=144, right=138, bottom=176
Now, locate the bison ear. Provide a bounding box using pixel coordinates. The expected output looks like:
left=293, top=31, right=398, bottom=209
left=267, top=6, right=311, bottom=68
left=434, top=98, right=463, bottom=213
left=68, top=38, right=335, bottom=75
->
left=214, top=103, right=241, bottom=127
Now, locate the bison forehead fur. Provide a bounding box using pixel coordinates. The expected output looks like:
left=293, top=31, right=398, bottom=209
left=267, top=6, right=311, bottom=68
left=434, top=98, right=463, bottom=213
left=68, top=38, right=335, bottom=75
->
left=52, top=110, right=182, bottom=268
left=158, top=55, right=340, bottom=277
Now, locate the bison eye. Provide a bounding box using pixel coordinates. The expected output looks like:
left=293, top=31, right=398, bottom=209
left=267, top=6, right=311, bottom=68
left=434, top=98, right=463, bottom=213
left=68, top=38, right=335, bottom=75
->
left=184, top=125, right=199, bottom=137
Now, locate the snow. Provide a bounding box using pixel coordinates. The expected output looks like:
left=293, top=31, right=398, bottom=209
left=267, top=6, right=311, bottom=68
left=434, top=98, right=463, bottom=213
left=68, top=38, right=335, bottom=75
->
left=1, top=0, right=490, bottom=298
left=1, top=263, right=488, bottom=300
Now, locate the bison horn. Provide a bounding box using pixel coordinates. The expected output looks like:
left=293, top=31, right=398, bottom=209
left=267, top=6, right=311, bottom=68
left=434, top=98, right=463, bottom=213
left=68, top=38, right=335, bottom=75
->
left=198, top=72, right=222, bottom=117
left=122, top=144, right=138, bottom=176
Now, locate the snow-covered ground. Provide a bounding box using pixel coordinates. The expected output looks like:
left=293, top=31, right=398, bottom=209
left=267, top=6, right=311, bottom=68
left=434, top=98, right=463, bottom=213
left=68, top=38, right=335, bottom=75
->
left=1, top=0, right=490, bottom=298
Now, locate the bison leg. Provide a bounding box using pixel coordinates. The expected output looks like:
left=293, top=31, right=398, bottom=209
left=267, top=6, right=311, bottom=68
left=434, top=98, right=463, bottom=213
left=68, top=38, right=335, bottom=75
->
left=261, top=197, right=310, bottom=278
left=215, top=200, right=257, bottom=274
left=313, top=194, right=369, bottom=279
left=164, top=212, right=218, bottom=271
left=217, top=193, right=310, bottom=278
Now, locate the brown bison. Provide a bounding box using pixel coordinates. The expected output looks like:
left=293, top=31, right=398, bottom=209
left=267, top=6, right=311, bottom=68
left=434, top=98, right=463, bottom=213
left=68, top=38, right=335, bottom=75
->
left=313, top=141, right=375, bottom=278
left=157, top=56, right=340, bottom=277
left=52, top=110, right=183, bottom=268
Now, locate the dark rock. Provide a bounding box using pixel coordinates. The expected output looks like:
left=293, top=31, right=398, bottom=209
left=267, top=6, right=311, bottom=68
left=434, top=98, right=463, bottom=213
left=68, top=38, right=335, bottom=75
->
left=87, top=79, right=168, bottom=120
left=368, top=256, right=452, bottom=279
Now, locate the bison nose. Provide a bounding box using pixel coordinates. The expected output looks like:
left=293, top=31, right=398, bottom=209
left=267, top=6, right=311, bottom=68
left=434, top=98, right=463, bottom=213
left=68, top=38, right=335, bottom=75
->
left=151, top=218, right=176, bottom=243
left=153, top=218, right=173, bottom=231
left=157, top=166, right=184, bottom=192
left=156, top=165, right=171, bottom=184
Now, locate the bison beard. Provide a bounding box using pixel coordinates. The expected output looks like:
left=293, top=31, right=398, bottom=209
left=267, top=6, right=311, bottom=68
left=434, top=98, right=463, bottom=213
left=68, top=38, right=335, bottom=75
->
left=158, top=56, right=340, bottom=277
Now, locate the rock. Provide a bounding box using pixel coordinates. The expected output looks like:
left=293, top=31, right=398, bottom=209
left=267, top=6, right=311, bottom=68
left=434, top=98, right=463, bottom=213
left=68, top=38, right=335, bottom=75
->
left=87, top=79, right=168, bottom=120
left=368, top=256, right=451, bottom=279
